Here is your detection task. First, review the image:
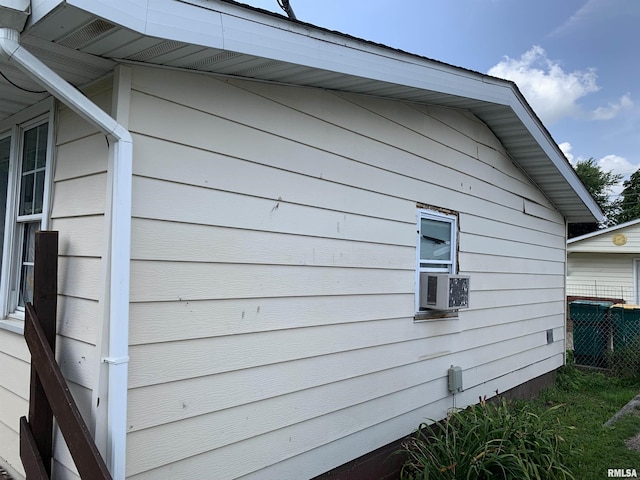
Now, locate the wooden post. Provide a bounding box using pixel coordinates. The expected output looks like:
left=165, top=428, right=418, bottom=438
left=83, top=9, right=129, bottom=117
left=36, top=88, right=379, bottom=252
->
left=26, top=231, right=58, bottom=478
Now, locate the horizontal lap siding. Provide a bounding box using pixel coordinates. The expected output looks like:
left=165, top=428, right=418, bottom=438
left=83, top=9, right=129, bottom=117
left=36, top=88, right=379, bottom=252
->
left=567, top=253, right=635, bottom=301
left=568, top=223, right=640, bottom=253
left=0, top=83, right=110, bottom=479
left=0, top=419, right=23, bottom=478
left=126, top=66, right=566, bottom=479
left=38, top=81, right=111, bottom=480
left=0, top=330, right=29, bottom=478
left=238, top=356, right=561, bottom=480
left=52, top=82, right=111, bottom=392
left=0, top=86, right=110, bottom=477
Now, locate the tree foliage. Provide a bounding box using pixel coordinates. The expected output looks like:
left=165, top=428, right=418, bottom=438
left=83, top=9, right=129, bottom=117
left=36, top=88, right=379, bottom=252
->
left=616, top=169, right=640, bottom=224
left=574, top=158, right=622, bottom=210
left=569, top=158, right=622, bottom=238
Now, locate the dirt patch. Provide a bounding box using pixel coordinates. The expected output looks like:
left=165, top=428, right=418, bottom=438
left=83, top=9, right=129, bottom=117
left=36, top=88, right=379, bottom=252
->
left=625, top=432, right=640, bottom=452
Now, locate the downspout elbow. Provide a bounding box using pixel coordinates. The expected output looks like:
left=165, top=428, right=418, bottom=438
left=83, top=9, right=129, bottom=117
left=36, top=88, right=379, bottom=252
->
left=0, top=27, right=21, bottom=60
left=111, top=124, right=132, bottom=144
left=0, top=27, right=125, bottom=143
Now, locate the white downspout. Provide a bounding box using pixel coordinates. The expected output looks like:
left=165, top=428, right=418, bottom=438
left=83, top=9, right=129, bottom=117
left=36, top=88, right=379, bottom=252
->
left=0, top=27, right=131, bottom=479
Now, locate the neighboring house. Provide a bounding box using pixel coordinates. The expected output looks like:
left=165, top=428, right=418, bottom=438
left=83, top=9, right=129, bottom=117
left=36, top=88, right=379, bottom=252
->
left=567, top=219, right=640, bottom=304
left=0, top=1, right=602, bottom=479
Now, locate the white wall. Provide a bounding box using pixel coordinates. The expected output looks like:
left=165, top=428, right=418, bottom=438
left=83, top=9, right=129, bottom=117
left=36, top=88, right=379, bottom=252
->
left=124, top=65, right=567, bottom=479
left=567, top=253, right=636, bottom=302
left=0, top=79, right=113, bottom=480
left=567, top=223, right=640, bottom=303
left=47, top=79, right=114, bottom=479
left=568, top=223, right=640, bottom=254
left=0, top=327, right=29, bottom=478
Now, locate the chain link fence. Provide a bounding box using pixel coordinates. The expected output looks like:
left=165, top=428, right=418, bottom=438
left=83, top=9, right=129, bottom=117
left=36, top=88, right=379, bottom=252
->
left=566, top=283, right=634, bottom=304
left=567, top=301, right=640, bottom=377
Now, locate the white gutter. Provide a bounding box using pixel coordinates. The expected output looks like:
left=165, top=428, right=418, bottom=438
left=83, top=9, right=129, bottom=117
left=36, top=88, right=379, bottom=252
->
left=0, top=27, right=131, bottom=479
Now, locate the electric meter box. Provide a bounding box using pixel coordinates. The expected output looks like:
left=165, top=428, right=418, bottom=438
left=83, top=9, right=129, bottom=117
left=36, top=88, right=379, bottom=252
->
left=448, top=365, right=462, bottom=393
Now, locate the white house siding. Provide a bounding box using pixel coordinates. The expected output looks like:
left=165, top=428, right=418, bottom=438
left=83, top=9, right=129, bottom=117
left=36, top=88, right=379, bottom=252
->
left=124, top=65, right=567, bottom=479
left=567, top=222, right=640, bottom=303
left=0, top=327, right=30, bottom=478
left=567, top=253, right=636, bottom=303
left=0, top=80, right=111, bottom=480
left=568, top=222, right=640, bottom=254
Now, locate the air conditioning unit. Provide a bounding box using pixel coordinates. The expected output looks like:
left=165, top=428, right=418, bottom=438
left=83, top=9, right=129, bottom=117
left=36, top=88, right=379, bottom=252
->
left=420, top=273, right=470, bottom=310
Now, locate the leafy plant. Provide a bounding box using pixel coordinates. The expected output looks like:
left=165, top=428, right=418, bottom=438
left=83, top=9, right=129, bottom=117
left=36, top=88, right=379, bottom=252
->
left=605, top=335, right=640, bottom=379
left=398, top=397, right=574, bottom=480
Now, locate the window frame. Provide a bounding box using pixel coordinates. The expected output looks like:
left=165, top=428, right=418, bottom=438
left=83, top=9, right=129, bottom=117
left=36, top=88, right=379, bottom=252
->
left=415, top=208, right=458, bottom=315
left=0, top=101, right=54, bottom=332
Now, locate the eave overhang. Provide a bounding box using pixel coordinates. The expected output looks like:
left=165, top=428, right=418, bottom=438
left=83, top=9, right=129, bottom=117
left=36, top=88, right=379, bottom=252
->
left=0, top=0, right=602, bottom=223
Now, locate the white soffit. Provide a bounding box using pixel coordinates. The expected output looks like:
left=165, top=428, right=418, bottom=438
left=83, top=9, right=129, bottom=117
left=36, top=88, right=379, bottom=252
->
left=9, top=0, right=602, bottom=223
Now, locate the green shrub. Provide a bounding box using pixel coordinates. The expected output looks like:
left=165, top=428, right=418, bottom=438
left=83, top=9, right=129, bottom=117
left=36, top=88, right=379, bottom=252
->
left=605, top=335, right=640, bottom=379
left=398, top=397, right=574, bottom=480
left=555, top=363, right=594, bottom=392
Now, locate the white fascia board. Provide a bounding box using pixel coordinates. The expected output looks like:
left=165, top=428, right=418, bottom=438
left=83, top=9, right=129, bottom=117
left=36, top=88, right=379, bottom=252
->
left=507, top=91, right=603, bottom=222
left=61, top=0, right=512, bottom=106
left=215, top=1, right=514, bottom=105
left=144, top=0, right=224, bottom=49
left=26, top=0, right=60, bottom=28
left=220, top=11, right=513, bottom=104
left=29, top=0, right=145, bottom=31
left=30, top=0, right=225, bottom=52
left=60, top=0, right=149, bottom=32
left=44, top=0, right=598, bottom=220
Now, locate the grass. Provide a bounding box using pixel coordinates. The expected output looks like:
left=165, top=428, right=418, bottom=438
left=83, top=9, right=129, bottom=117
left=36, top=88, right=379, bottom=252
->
left=532, top=365, right=640, bottom=480
left=398, top=364, right=640, bottom=479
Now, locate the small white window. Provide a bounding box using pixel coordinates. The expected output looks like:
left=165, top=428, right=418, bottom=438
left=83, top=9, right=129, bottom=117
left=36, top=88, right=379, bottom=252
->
left=0, top=115, right=52, bottom=323
left=416, top=208, right=457, bottom=312
left=15, top=122, right=49, bottom=309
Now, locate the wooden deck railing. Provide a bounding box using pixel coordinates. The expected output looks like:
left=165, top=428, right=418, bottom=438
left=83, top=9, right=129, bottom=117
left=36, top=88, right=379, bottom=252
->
left=19, top=231, right=112, bottom=480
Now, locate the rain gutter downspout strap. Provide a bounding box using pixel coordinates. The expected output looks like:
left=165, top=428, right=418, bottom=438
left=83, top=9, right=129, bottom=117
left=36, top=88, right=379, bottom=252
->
left=0, top=27, right=132, bottom=480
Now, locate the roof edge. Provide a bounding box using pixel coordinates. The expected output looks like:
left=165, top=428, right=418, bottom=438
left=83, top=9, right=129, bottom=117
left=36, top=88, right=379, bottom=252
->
left=26, top=0, right=603, bottom=224
left=568, top=218, right=640, bottom=244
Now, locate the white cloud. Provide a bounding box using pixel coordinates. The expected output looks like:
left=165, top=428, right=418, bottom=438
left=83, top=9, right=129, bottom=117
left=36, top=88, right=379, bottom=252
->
left=488, top=46, right=599, bottom=124
left=597, top=154, right=636, bottom=178
left=488, top=46, right=634, bottom=125
left=597, top=154, right=639, bottom=197
left=559, top=141, right=576, bottom=164
left=564, top=143, right=640, bottom=198
left=590, top=93, right=634, bottom=120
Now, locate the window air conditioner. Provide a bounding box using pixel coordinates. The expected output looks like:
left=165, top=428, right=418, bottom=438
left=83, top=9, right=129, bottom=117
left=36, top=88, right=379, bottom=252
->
left=420, top=273, right=470, bottom=310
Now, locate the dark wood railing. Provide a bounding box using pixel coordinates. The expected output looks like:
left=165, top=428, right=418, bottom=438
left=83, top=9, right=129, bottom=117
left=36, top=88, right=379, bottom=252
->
left=20, top=231, right=112, bottom=480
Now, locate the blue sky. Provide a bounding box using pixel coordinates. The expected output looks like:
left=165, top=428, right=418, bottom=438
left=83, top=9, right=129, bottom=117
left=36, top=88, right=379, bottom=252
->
left=242, top=0, right=640, bottom=198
